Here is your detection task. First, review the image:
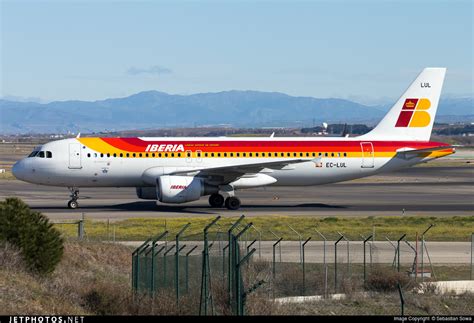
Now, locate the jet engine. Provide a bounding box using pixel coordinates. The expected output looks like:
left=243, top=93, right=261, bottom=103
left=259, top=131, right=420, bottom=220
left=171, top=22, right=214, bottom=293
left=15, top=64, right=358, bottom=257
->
left=156, top=175, right=218, bottom=204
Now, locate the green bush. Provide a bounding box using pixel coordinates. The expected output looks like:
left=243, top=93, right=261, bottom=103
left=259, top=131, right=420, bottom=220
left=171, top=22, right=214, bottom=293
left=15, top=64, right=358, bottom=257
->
left=0, top=197, right=64, bottom=275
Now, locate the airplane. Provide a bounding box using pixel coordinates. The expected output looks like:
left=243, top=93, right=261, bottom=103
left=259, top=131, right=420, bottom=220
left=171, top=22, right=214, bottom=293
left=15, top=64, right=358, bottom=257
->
left=12, top=68, right=455, bottom=210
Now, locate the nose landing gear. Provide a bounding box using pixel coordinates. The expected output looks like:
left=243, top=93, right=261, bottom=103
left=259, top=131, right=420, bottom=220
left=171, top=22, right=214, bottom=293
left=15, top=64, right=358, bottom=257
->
left=67, top=187, right=79, bottom=209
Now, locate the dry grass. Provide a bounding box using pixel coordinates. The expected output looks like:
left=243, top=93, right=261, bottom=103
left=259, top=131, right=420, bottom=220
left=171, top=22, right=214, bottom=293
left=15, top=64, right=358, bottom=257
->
left=1, top=241, right=473, bottom=315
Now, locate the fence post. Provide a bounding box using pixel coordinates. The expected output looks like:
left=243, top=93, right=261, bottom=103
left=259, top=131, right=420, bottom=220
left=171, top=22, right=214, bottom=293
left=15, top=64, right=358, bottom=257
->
left=471, top=233, right=473, bottom=280
left=397, top=283, right=405, bottom=315
left=78, top=213, right=85, bottom=240
left=362, top=234, right=373, bottom=286
left=314, top=228, right=327, bottom=298
left=132, top=238, right=152, bottom=292
left=236, top=248, right=256, bottom=316
left=163, top=244, right=175, bottom=288
left=302, top=237, right=311, bottom=295
left=151, top=231, right=169, bottom=295
left=421, top=224, right=434, bottom=282
left=185, top=245, right=198, bottom=294
left=337, top=232, right=350, bottom=277
left=227, top=215, right=245, bottom=302
left=288, top=224, right=303, bottom=264
left=175, top=223, right=191, bottom=305
left=334, top=235, right=344, bottom=293
left=397, top=234, right=407, bottom=273
left=272, top=237, right=283, bottom=278
left=251, top=225, right=263, bottom=260
left=200, top=216, right=221, bottom=316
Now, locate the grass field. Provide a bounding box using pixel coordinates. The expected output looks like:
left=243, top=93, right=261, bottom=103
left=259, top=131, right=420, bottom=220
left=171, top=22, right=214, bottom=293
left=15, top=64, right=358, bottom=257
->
left=54, top=215, right=474, bottom=241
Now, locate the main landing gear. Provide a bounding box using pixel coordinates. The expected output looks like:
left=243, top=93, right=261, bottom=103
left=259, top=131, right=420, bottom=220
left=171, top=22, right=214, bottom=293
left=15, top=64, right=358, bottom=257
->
left=208, top=193, right=241, bottom=210
left=67, top=187, right=79, bottom=209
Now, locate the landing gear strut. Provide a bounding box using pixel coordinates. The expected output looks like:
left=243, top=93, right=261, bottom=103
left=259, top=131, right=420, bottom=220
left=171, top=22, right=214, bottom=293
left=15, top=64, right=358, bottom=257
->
left=67, top=187, right=79, bottom=209
left=209, top=193, right=225, bottom=208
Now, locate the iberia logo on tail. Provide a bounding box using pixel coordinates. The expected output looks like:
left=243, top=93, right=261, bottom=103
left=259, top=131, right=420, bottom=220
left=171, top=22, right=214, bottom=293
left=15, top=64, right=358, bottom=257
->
left=395, top=98, right=431, bottom=127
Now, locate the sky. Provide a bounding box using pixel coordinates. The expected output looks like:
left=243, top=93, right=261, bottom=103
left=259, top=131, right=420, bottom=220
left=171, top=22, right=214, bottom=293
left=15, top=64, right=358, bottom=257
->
left=1, top=0, right=473, bottom=103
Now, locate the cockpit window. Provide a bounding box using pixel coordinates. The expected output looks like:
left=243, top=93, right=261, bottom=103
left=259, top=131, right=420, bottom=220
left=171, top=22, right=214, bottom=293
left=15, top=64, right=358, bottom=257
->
left=38, top=151, right=45, bottom=158
left=28, top=151, right=39, bottom=157
left=46, top=151, right=52, bottom=158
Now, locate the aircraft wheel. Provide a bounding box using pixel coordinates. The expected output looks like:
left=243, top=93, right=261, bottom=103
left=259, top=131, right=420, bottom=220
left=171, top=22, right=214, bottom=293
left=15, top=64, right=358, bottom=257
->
left=225, top=196, right=241, bottom=210
left=209, top=193, right=225, bottom=208
left=68, top=200, right=78, bottom=209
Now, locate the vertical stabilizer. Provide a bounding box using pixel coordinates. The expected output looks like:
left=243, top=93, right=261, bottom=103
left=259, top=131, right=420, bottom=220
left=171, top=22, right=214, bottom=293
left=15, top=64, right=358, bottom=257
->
left=361, top=68, right=446, bottom=141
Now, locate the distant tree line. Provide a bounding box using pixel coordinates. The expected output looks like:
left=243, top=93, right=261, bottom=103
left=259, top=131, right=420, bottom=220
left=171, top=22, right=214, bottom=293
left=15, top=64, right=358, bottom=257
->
left=301, top=124, right=373, bottom=135
left=433, top=124, right=474, bottom=136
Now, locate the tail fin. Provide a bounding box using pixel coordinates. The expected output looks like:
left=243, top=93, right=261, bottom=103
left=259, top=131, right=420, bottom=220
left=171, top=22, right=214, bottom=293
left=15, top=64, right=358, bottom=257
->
left=361, top=68, right=446, bottom=141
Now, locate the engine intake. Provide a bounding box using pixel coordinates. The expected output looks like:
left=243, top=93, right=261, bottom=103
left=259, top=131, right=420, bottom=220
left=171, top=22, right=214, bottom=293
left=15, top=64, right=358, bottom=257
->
left=156, top=175, right=218, bottom=204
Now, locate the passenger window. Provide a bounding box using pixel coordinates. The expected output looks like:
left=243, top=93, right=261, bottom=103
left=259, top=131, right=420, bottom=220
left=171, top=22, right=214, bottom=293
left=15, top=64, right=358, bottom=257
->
left=120, top=153, right=123, bottom=157
left=218, top=153, right=221, bottom=157
left=178, top=153, right=181, bottom=157
left=344, top=153, right=347, bottom=157
left=205, top=152, right=208, bottom=157
left=223, top=153, right=227, bottom=157
left=331, top=153, right=334, bottom=157
left=139, top=153, right=142, bottom=158
left=132, top=153, right=136, bottom=157
left=38, top=151, right=45, bottom=158
left=249, top=153, right=253, bottom=157
left=151, top=153, right=155, bottom=157
left=100, top=153, right=104, bottom=158
left=171, top=153, right=175, bottom=157
left=306, top=152, right=309, bottom=157
left=230, top=153, right=233, bottom=157
left=46, top=151, right=52, bottom=158
left=87, top=153, right=91, bottom=158
left=113, top=153, right=117, bottom=157
left=211, top=153, right=215, bottom=157
left=243, top=152, right=246, bottom=157
left=325, top=153, right=328, bottom=157
left=312, top=152, right=315, bottom=157
left=236, top=153, right=240, bottom=157
left=255, top=153, right=259, bottom=157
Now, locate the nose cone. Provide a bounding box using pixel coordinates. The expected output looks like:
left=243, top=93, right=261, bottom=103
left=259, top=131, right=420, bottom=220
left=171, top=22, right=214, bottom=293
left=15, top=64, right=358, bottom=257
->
left=12, top=160, right=25, bottom=181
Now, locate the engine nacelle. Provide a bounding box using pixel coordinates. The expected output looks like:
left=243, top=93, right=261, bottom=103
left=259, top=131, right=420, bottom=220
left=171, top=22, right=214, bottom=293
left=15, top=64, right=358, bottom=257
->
left=156, top=175, right=218, bottom=204
left=136, top=187, right=157, bottom=200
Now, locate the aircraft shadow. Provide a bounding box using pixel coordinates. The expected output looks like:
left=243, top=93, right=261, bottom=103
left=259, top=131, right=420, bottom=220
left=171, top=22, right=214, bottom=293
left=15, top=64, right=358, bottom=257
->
left=31, top=201, right=347, bottom=213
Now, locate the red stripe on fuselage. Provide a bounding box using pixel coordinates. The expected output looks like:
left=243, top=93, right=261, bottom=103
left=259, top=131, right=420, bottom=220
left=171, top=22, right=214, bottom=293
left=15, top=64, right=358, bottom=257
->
left=96, top=138, right=449, bottom=153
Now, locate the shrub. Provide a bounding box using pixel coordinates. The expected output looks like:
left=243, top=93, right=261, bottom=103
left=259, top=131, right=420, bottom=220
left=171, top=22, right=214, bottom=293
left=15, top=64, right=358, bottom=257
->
left=366, top=268, right=413, bottom=292
left=0, top=197, right=64, bottom=275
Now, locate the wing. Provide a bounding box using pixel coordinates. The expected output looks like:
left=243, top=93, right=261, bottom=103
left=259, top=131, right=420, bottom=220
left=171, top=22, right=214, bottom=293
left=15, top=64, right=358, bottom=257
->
left=170, top=158, right=321, bottom=185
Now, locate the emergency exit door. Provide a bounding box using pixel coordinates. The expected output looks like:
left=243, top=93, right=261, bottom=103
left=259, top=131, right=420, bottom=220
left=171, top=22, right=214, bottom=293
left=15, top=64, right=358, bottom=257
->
left=360, top=142, right=374, bottom=168
left=68, top=143, right=82, bottom=169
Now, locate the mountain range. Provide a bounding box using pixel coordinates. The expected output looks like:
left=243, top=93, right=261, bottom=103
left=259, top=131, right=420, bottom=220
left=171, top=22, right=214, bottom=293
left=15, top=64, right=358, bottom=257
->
left=0, top=90, right=472, bottom=134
